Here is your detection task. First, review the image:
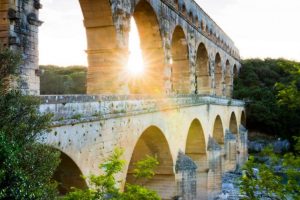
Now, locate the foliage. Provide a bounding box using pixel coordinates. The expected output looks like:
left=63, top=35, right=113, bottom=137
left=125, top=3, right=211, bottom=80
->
left=0, top=48, right=61, bottom=199
left=0, top=48, right=21, bottom=93
left=234, top=59, right=300, bottom=139
left=133, top=155, right=159, bottom=181
left=40, top=65, right=86, bottom=94
left=64, top=148, right=160, bottom=200
left=240, top=137, right=300, bottom=200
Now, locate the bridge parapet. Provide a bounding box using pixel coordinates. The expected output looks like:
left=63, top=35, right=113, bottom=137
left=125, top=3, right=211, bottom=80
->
left=40, top=95, right=244, bottom=126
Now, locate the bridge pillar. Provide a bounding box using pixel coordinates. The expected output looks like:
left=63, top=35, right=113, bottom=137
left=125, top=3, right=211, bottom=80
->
left=1, top=0, right=42, bottom=95
left=221, top=62, right=227, bottom=97
left=207, top=137, right=222, bottom=200
left=224, top=130, right=237, bottom=171
left=82, top=1, right=131, bottom=94
left=238, top=125, right=248, bottom=167
left=161, top=18, right=173, bottom=95
left=209, top=58, right=216, bottom=96
left=175, top=152, right=197, bottom=200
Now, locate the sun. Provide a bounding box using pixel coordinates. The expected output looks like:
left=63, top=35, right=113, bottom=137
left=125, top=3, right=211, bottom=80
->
left=126, top=18, right=144, bottom=75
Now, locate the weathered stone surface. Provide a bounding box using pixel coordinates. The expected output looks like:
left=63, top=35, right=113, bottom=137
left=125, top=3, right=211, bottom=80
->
left=39, top=96, right=247, bottom=200
left=2, top=0, right=241, bottom=96
left=176, top=151, right=197, bottom=172
left=207, top=137, right=222, bottom=151
left=0, top=1, right=247, bottom=199
left=175, top=152, right=197, bottom=200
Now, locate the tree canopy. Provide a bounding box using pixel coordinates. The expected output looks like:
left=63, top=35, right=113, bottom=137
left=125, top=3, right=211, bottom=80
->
left=234, top=59, right=300, bottom=140
left=40, top=65, right=86, bottom=95
left=0, top=49, right=61, bottom=199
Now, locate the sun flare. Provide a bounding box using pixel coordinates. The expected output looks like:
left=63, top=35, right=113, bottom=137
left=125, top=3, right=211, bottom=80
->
left=127, top=18, right=144, bottom=75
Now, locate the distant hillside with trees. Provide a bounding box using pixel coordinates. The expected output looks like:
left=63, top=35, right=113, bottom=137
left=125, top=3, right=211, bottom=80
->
left=234, top=59, right=300, bottom=140
left=40, top=65, right=87, bottom=95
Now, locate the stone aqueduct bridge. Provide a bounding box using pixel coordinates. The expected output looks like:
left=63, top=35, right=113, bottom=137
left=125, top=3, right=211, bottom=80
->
left=40, top=95, right=247, bottom=200
left=0, top=0, right=248, bottom=199
left=0, top=0, right=241, bottom=95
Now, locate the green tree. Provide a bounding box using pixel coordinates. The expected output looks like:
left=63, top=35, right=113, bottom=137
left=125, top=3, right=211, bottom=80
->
left=40, top=65, right=86, bottom=95
left=240, top=138, right=300, bottom=199
left=64, top=148, right=160, bottom=200
left=0, top=48, right=61, bottom=199
left=234, top=59, right=300, bottom=139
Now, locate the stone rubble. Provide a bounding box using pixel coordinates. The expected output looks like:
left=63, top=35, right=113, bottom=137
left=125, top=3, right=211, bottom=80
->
left=215, top=171, right=243, bottom=200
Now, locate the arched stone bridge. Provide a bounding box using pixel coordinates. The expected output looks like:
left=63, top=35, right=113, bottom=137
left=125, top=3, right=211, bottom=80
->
left=40, top=95, right=247, bottom=200
left=0, top=0, right=247, bottom=199
left=1, top=0, right=240, bottom=96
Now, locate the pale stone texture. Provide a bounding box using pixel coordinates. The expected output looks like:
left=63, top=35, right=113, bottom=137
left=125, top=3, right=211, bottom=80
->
left=39, top=95, right=248, bottom=199
left=2, top=0, right=241, bottom=95
left=1, top=0, right=247, bottom=199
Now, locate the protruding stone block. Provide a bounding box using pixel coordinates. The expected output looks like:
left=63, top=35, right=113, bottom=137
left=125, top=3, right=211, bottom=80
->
left=175, top=151, right=197, bottom=200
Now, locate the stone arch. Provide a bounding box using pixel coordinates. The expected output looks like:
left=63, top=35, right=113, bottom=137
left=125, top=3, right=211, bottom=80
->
left=229, top=112, right=238, bottom=134
left=185, top=119, right=208, bottom=199
left=181, top=3, right=187, bottom=16
left=225, top=60, right=231, bottom=97
left=201, top=20, right=205, bottom=31
left=53, top=151, right=87, bottom=195
left=171, top=25, right=190, bottom=94
left=132, top=0, right=165, bottom=94
left=233, top=64, right=238, bottom=79
left=126, top=126, right=176, bottom=199
left=174, top=0, right=179, bottom=9
left=241, top=111, right=246, bottom=127
left=213, top=115, right=224, bottom=145
left=188, top=11, right=193, bottom=22
left=214, top=53, right=222, bottom=96
left=225, top=112, right=238, bottom=171
left=196, top=43, right=210, bottom=94
left=195, top=16, right=199, bottom=27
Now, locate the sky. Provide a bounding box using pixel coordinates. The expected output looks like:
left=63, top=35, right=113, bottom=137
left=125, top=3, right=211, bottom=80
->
left=39, top=0, right=300, bottom=66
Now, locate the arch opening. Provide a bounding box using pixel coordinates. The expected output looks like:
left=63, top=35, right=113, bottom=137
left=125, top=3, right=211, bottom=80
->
left=214, top=53, right=222, bottom=96
left=225, top=60, right=231, bottom=97
left=80, top=0, right=127, bottom=94
left=233, top=64, right=238, bottom=79
left=241, top=111, right=246, bottom=127
left=226, top=112, right=238, bottom=170
left=186, top=119, right=208, bottom=199
left=131, top=0, right=165, bottom=94
left=196, top=43, right=210, bottom=94
left=126, top=126, right=176, bottom=199
left=53, top=152, right=87, bottom=195
left=171, top=26, right=190, bottom=94
left=229, top=112, right=238, bottom=135
left=213, top=115, right=224, bottom=145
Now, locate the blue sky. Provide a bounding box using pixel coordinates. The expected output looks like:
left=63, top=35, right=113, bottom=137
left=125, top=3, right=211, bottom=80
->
left=39, top=0, right=300, bottom=66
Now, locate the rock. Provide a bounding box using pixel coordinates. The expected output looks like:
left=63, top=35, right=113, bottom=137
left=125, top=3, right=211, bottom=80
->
left=248, top=141, right=265, bottom=152
left=222, top=183, right=234, bottom=191
left=248, top=139, right=290, bottom=153
left=215, top=172, right=241, bottom=200
left=273, top=139, right=290, bottom=153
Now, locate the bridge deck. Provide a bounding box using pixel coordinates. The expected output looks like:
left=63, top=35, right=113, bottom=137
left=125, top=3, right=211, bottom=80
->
left=40, top=95, right=244, bottom=126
